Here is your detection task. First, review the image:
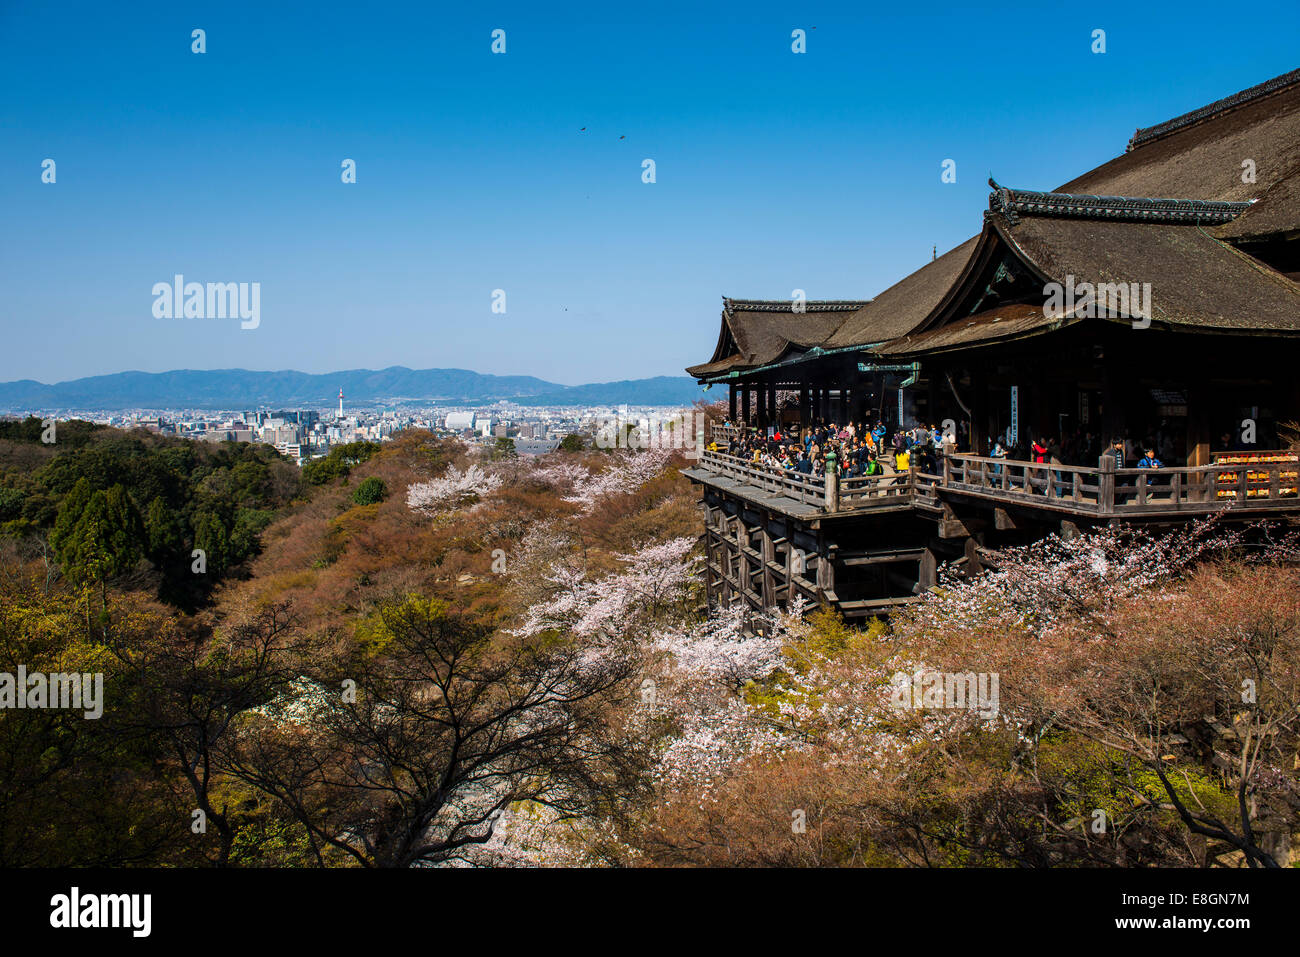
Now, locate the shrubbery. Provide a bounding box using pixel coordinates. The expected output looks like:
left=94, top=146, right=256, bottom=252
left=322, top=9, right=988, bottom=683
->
left=351, top=476, right=388, bottom=506
left=301, top=441, right=381, bottom=486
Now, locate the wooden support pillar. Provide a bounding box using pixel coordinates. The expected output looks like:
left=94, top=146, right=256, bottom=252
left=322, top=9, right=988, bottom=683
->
left=761, top=524, right=776, bottom=607
left=919, top=548, right=937, bottom=590
left=815, top=539, right=836, bottom=598
left=704, top=505, right=717, bottom=606
left=800, top=385, right=810, bottom=429
left=726, top=513, right=737, bottom=603
left=717, top=514, right=730, bottom=603
left=742, top=513, right=759, bottom=606
left=728, top=385, right=737, bottom=422
left=1098, top=454, right=1116, bottom=514
left=719, top=514, right=731, bottom=603
left=733, top=513, right=746, bottom=601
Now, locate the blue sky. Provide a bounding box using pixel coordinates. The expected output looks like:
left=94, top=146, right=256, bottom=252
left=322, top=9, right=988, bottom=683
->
left=1, top=0, right=1297, bottom=386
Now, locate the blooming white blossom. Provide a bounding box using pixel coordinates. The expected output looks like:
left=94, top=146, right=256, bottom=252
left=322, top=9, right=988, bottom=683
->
left=514, top=537, right=699, bottom=638
left=563, top=449, right=673, bottom=510
left=651, top=602, right=785, bottom=692
left=530, top=459, right=591, bottom=491
left=406, top=464, right=503, bottom=514
left=249, top=676, right=334, bottom=726
left=905, top=517, right=1248, bottom=637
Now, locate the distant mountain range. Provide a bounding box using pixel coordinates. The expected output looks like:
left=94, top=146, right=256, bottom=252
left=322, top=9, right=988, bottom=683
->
left=0, top=367, right=708, bottom=412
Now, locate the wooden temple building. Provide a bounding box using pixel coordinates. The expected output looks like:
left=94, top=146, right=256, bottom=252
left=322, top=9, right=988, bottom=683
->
left=683, top=67, right=1300, bottom=621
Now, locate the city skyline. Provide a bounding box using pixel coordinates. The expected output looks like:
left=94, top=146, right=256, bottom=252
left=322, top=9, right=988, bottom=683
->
left=3, top=0, right=1298, bottom=385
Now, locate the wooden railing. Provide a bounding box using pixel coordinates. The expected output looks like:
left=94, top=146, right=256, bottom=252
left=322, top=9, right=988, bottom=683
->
left=696, top=447, right=1300, bottom=518
left=699, top=450, right=914, bottom=509
left=699, top=450, right=828, bottom=507
left=946, top=452, right=1300, bottom=515
left=945, top=455, right=1106, bottom=510
left=839, top=469, right=914, bottom=506
left=1114, top=457, right=1299, bottom=511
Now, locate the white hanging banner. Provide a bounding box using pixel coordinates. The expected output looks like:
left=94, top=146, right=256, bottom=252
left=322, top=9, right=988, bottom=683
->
left=1009, top=385, right=1020, bottom=444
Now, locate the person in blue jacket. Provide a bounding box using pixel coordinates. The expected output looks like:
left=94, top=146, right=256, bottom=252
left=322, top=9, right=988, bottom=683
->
left=1136, top=446, right=1163, bottom=469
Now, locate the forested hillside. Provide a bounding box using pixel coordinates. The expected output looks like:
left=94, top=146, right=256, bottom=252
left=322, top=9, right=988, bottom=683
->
left=1, top=422, right=1297, bottom=867
left=0, top=417, right=303, bottom=609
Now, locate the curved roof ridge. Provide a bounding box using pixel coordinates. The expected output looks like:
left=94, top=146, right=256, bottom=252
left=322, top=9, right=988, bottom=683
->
left=987, top=178, right=1253, bottom=225
left=1127, top=67, right=1300, bottom=152
left=723, top=297, right=870, bottom=312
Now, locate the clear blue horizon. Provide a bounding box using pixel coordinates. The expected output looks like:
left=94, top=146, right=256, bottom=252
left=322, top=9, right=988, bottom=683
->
left=2, top=0, right=1296, bottom=386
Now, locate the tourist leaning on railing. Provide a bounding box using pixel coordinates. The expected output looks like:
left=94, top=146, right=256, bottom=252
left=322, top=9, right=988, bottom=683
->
left=989, top=438, right=1008, bottom=476
left=1136, top=447, right=1163, bottom=469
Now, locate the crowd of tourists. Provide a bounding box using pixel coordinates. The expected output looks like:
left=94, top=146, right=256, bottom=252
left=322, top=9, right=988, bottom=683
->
left=990, top=430, right=1168, bottom=470
left=709, top=420, right=958, bottom=484
left=710, top=418, right=1174, bottom=493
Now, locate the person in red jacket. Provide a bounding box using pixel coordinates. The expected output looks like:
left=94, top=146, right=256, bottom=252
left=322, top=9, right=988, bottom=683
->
left=1032, top=438, right=1049, bottom=494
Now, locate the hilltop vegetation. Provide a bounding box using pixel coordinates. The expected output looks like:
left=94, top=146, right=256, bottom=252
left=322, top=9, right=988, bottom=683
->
left=1, top=422, right=1298, bottom=867
left=0, top=416, right=300, bottom=609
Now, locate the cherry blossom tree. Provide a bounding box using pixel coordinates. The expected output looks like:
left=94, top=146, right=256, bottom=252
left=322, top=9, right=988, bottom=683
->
left=530, top=459, right=591, bottom=492
left=405, top=463, right=502, bottom=514
left=562, top=449, right=674, bottom=511
left=514, top=537, right=699, bottom=638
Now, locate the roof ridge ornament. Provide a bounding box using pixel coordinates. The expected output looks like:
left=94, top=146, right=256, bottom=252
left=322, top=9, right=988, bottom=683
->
left=985, top=179, right=1254, bottom=226
left=987, top=177, right=1018, bottom=224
